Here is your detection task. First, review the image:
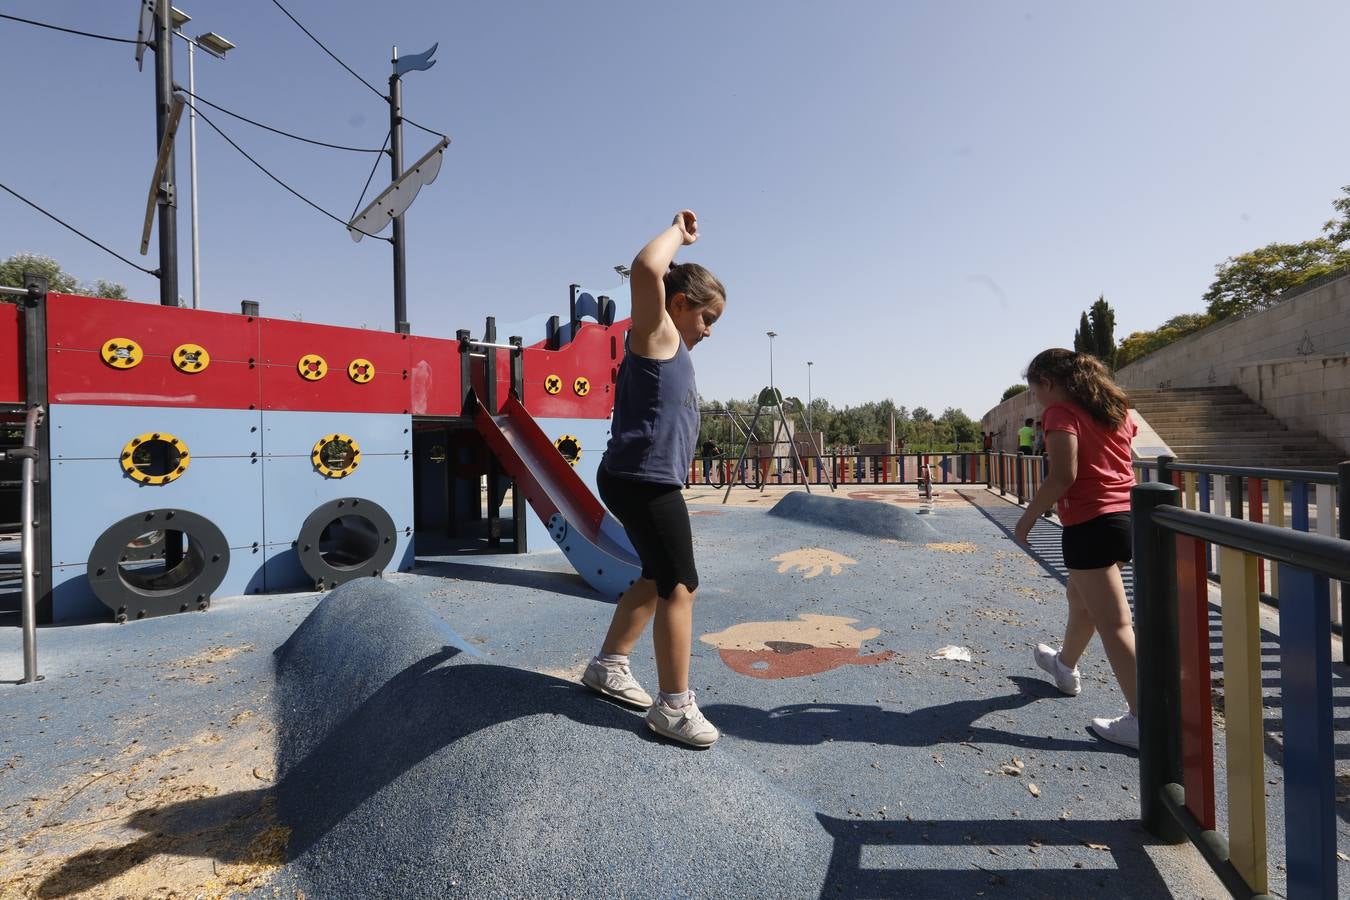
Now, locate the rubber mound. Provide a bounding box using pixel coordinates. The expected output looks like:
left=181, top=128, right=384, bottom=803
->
left=272, top=579, right=831, bottom=898
left=767, top=491, right=941, bottom=540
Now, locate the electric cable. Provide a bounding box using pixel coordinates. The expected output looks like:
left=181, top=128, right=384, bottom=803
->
left=268, top=0, right=388, bottom=101
left=0, top=11, right=141, bottom=44
left=351, top=130, right=392, bottom=221
left=0, top=180, right=159, bottom=276
left=185, top=99, right=391, bottom=242
left=175, top=86, right=386, bottom=154
left=401, top=114, right=449, bottom=140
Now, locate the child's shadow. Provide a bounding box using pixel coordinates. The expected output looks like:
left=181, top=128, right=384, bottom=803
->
left=703, top=675, right=1131, bottom=753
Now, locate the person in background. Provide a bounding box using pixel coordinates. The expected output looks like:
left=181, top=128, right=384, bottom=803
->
left=700, top=437, right=720, bottom=482
left=1018, top=418, right=1035, bottom=455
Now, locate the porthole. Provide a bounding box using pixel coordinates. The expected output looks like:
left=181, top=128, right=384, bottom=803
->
left=120, top=433, right=190, bottom=485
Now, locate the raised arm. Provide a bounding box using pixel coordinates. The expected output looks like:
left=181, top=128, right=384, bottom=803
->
left=628, top=210, right=698, bottom=358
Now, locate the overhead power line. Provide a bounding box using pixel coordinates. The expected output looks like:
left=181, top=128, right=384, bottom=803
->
left=0, top=180, right=158, bottom=276
left=176, top=86, right=387, bottom=154
left=185, top=99, right=391, bottom=242
left=0, top=11, right=141, bottom=44
left=268, top=0, right=388, bottom=101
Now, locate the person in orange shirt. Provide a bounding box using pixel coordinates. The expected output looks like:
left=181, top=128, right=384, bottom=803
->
left=1014, top=348, right=1140, bottom=749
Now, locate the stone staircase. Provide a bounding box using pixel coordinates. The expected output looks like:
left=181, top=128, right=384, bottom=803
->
left=1126, top=386, right=1346, bottom=470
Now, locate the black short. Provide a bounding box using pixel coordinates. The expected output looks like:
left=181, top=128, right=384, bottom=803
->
left=1061, top=512, right=1132, bottom=570
left=597, top=466, right=699, bottom=598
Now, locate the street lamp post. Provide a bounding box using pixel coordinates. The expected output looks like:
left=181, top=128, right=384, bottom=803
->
left=766, top=331, right=777, bottom=397
left=172, top=10, right=235, bottom=309
left=806, top=360, right=813, bottom=446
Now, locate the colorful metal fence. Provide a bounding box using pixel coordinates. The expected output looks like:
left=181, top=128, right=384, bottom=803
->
left=1133, top=481, right=1349, bottom=899
left=686, top=451, right=990, bottom=489
left=1135, top=456, right=1348, bottom=664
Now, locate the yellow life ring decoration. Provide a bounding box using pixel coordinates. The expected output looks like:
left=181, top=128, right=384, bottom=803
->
left=573, top=376, right=591, bottom=396
left=312, top=433, right=361, bottom=478
left=120, top=432, right=190, bottom=485
left=172, top=343, right=211, bottom=373
left=298, top=354, right=328, bottom=381
left=348, top=358, right=376, bottom=383
left=544, top=374, right=563, bottom=395
left=101, top=338, right=143, bottom=370
left=553, top=434, right=581, bottom=466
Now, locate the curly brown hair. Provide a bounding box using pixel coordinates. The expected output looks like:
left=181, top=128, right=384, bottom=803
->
left=1025, top=348, right=1129, bottom=429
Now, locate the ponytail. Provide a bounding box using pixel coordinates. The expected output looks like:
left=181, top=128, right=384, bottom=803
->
left=1025, top=348, right=1128, bottom=429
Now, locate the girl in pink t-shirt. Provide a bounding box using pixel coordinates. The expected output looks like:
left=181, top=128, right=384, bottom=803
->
left=1014, top=348, right=1140, bottom=749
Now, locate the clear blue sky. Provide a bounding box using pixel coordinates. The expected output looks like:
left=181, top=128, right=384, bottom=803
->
left=3, top=1, right=1348, bottom=419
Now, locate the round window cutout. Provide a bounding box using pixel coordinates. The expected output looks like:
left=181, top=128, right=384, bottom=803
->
left=311, top=433, right=361, bottom=478
left=117, top=529, right=202, bottom=593
left=553, top=434, right=581, bottom=466
left=318, top=515, right=380, bottom=569
left=121, top=433, right=190, bottom=485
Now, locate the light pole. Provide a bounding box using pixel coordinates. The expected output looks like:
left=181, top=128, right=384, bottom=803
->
left=806, top=360, right=813, bottom=444
left=171, top=9, right=235, bottom=309
left=766, top=331, right=777, bottom=397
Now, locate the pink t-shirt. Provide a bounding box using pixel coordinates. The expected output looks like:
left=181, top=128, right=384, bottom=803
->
left=1041, top=401, right=1137, bottom=526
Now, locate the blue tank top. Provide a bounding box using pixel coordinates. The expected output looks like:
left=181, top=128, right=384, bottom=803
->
left=603, top=340, right=699, bottom=486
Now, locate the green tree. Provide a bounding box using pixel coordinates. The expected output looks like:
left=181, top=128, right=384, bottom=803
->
left=1321, top=184, right=1350, bottom=246
left=1087, top=295, right=1116, bottom=368
left=1203, top=238, right=1350, bottom=319
left=1072, top=296, right=1116, bottom=367
left=0, top=253, right=77, bottom=293
left=938, top=407, right=978, bottom=448
left=0, top=253, right=128, bottom=299
left=1001, top=383, right=1027, bottom=401
left=1116, top=312, right=1215, bottom=368
left=1073, top=311, right=1091, bottom=354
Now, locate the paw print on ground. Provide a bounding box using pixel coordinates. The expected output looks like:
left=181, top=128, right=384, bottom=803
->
left=770, top=548, right=857, bottom=579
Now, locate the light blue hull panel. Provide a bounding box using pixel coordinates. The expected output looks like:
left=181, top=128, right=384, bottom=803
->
left=49, top=456, right=265, bottom=567
left=49, top=404, right=262, bottom=460
left=261, top=410, right=411, bottom=457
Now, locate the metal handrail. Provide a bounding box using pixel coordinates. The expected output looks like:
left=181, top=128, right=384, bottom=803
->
left=8, top=405, right=44, bottom=684
left=1151, top=504, right=1350, bottom=582
left=1133, top=458, right=1339, bottom=485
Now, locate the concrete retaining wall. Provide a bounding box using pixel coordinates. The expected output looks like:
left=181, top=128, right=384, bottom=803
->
left=1235, top=354, right=1350, bottom=455
left=1112, top=271, right=1350, bottom=392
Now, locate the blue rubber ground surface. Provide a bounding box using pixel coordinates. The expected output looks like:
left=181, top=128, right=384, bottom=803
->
left=2, top=486, right=1345, bottom=897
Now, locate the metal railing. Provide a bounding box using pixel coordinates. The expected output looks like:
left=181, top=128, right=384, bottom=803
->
left=986, top=450, right=1049, bottom=504
left=1135, top=455, right=1348, bottom=662
left=8, top=405, right=44, bottom=684
left=686, top=451, right=991, bottom=490
left=1133, top=481, right=1349, bottom=899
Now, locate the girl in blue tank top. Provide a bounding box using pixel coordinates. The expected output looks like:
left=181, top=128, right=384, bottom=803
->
left=580, top=210, right=727, bottom=748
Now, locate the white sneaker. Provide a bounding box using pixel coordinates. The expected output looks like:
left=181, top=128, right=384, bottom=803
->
left=1033, top=644, right=1081, bottom=696
left=1090, top=712, right=1139, bottom=750
left=581, top=659, right=653, bottom=709
left=645, top=693, right=719, bottom=748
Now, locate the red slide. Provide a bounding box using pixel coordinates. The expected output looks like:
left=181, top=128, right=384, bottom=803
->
left=470, top=391, right=641, bottom=600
